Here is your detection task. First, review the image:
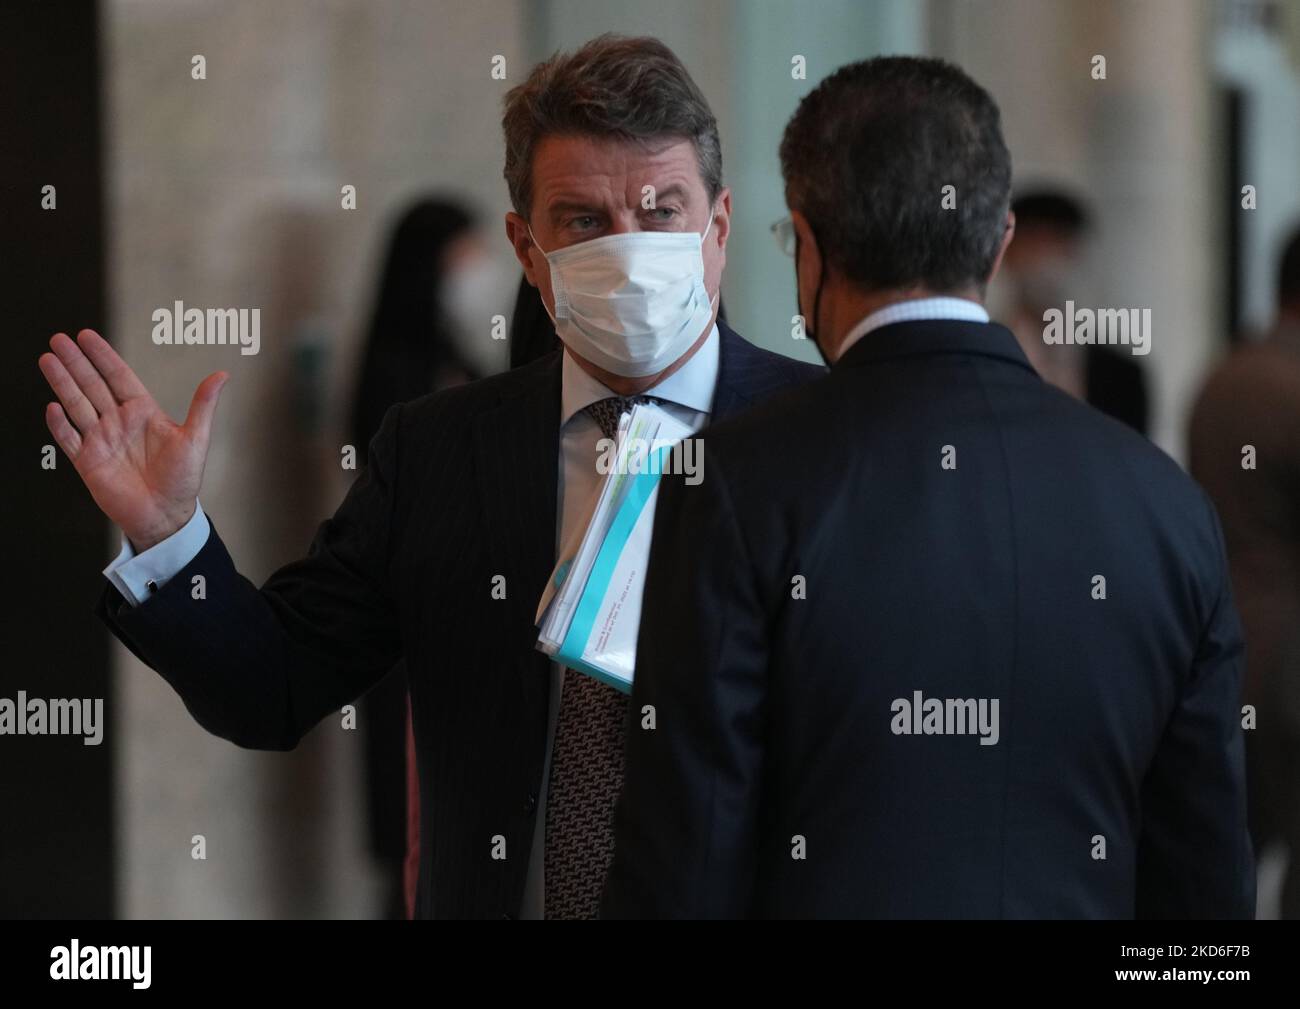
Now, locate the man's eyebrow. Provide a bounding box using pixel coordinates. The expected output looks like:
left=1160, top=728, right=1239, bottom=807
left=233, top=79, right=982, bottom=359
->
left=645, top=183, right=691, bottom=205
left=541, top=184, right=692, bottom=218
left=545, top=198, right=606, bottom=218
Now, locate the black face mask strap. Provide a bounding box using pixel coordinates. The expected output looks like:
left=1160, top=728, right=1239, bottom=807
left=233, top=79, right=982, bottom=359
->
left=795, top=229, right=829, bottom=366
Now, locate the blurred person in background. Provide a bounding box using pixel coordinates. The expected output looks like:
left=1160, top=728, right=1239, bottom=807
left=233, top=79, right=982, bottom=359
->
left=1191, top=225, right=1300, bottom=919
left=352, top=196, right=510, bottom=454
left=990, top=189, right=1150, bottom=436
left=350, top=195, right=511, bottom=917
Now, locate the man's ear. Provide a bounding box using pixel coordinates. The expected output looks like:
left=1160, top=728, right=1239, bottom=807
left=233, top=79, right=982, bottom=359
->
left=702, top=188, right=732, bottom=300
left=985, top=210, right=1016, bottom=287
left=709, top=187, right=732, bottom=251
left=791, top=209, right=822, bottom=318
left=505, top=212, right=541, bottom=287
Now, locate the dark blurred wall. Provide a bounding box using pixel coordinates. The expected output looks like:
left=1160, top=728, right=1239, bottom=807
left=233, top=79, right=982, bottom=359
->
left=0, top=0, right=113, bottom=917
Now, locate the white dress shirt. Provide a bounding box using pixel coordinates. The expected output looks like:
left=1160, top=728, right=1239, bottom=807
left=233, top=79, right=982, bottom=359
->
left=836, top=295, right=990, bottom=359
left=521, top=322, right=718, bottom=918
left=103, top=322, right=722, bottom=919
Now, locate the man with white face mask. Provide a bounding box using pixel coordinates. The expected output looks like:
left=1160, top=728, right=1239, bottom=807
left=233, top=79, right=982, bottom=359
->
left=39, top=33, right=821, bottom=920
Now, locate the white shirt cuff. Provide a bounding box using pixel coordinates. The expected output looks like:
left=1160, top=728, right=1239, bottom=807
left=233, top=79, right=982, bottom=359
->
left=103, top=500, right=210, bottom=607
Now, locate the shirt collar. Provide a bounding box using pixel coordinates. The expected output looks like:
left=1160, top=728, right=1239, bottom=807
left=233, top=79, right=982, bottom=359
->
left=560, top=322, right=720, bottom=426
left=838, top=296, right=989, bottom=359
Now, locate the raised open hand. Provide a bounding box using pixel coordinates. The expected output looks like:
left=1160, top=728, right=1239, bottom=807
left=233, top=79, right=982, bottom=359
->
left=39, top=329, right=228, bottom=551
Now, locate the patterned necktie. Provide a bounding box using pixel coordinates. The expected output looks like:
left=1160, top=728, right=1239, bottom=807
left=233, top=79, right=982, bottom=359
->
left=543, top=395, right=661, bottom=919
left=583, top=395, right=661, bottom=443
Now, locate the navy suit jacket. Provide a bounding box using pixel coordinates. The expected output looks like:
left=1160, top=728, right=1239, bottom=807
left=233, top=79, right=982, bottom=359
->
left=97, top=319, right=822, bottom=919
left=604, top=319, right=1255, bottom=919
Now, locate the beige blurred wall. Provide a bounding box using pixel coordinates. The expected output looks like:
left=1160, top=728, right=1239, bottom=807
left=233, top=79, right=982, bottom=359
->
left=933, top=0, right=1221, bottom=460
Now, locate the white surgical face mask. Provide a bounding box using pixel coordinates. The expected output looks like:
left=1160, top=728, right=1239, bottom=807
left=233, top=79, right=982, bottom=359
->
left=530, top=217, right=717, bottom=377
left=443, top=254, right=510, bottom=376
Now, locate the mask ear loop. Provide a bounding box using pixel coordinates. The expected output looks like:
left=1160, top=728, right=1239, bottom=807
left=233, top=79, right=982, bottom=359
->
left=527, top=224, right=550, bottom=257
left=700, top=206, right=719, bottom=312
left=526, top=225, right=562, bottom=326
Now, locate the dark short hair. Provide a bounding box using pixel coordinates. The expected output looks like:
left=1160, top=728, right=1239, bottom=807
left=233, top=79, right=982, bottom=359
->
left=780, top=55, right=1012, bottom=294
left=1012, top=189, right=1091, bottom=238
left=502, top=34, right=723, bottom=220
left=1279, top=225, right=1300, bottom=308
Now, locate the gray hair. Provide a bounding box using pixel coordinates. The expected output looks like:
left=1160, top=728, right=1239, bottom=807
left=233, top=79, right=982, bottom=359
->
left=502, top=34, right=723, bottom=220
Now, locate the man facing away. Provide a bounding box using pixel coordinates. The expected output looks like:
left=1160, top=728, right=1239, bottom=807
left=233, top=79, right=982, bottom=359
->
left=604, top=55, right=1255, bottom=919
left=36, top=34, right=821, bottom=919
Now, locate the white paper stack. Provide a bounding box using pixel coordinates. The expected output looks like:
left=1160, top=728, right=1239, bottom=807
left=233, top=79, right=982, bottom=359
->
left=535, top=402, right=694, bottom=693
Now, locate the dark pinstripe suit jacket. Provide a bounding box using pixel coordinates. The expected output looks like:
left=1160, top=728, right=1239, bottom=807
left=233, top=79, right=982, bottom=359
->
left=97, top=320, right=823, bottom=919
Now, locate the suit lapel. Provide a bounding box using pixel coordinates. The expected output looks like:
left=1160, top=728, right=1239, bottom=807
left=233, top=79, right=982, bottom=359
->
left=711, top=319, right=757, bottom=421
left=473, top=353, right=562, bottom=661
